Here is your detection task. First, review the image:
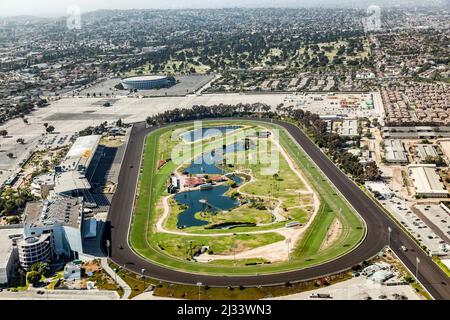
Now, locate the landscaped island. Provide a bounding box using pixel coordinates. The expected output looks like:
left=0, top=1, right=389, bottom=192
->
left=130, top=120, right=365, bottom=275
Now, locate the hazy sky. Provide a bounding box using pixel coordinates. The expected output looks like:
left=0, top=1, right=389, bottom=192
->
left=1, top=0, right=296, bottom=17
left=0, top=0, right=444, bottom=17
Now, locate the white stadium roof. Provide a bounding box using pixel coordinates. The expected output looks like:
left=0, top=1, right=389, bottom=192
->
left=122, top=75, right=168, bottom=82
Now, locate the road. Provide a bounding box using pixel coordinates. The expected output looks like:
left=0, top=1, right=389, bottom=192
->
left=105, top=118, right=450, bottom=299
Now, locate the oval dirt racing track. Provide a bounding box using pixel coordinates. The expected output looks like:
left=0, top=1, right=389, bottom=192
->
left=104, top=118, right=450, bottom=299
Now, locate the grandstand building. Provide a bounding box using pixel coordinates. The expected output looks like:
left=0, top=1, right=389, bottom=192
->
left=20, top=194, right=84, bottom=269
left=17, top=136, right=103, bottom=269
left=33, top=135, right=102, bottom=206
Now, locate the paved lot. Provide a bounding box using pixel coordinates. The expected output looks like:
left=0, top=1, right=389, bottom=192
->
left=0, top=92, right=385, bottom=187
left=0, top=289, right=118, bottom=300
left=78, top=75, right=215, bottom=97
left=380, top=196, right=447, bottom=254
left=283, top=92, right=383, bottom=120
left=266, top=277, right=421, bottom=300
left=414, top=204, right=450, bottom=246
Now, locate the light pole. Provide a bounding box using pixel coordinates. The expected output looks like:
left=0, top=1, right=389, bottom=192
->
left=197, top=282, right=202, bottom=300
left=388, top=227, right=392, bottom=248
left=106, top=239, right=111, bottom=258
left=286, top=238, right=292, bottom=261
left=141, top=268, right=146, bottom=289
left=416, top=257, right=420, bottom=280
left=233, top=240, right=236, bottom=266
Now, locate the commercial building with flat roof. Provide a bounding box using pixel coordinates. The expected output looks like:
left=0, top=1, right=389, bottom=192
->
left=409, top=165, right=448, bottom=198
left=0, top=228, right=22, bottom=284
left=17, top=136, right=102, bottom=270
left=31, top=173, right=55, bottom=197
left=416, top=144, right=439, bottom=162
left=385, top=139, right=408, bottom=164
left=333, top=119, right=359, bottom=137
left=438, top=139, right=450, bottom=161
left=365, top=181, right=394, bottom=200
left=382, top=126, right=450, bottom=140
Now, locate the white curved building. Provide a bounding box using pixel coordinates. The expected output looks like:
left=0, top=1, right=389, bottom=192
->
left=121, top=75, right=175, bottom=90
left=18, top=234, right=52, bottom=270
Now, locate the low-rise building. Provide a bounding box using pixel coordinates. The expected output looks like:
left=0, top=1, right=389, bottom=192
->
left=385, top=139, right=408, bottom=164
left=31, top=173, right=55, bottom=197
left=437, top=139, right=450, bottom=161
left=370, top=270, right=394, bottom=283
left=416, top=144, right=438, bottom=162
left=334, top=119, right=359, bottom=137
left=383, top=127, right=450, bottom=140
left=0, top=229, right=22, bottom=285
left=409, top=165, right=448, bottom=198
left=365, top=181, right=395, bottom=200
left=64, top=261, right=82, bottom=281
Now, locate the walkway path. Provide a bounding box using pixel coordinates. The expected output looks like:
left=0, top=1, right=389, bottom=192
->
left=101, top=258, right=132, bottom=300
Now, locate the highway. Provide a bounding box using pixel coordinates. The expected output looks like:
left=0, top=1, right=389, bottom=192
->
left=105, top=118, right=450, bottom=299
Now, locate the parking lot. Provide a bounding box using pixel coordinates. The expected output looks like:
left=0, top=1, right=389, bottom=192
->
left=283, top=92, right=383, bottom=121
left=380, top=196, right=448, bottom=255
left=0, top=92, right=385, bottom=188
left=414, top=204, right=450, bottom=246
left=77, top=74, right=216, bottom=97
left=267, top=276, right=421, bottom=300
left=38, top=133, right=73, bottom=150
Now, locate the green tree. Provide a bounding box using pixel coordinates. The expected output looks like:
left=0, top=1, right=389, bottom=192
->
left=365, top=161, right=381, bottom=181
left=31, top=262, right=50, bottom=276
left=26, top=271, right=41, bottom=286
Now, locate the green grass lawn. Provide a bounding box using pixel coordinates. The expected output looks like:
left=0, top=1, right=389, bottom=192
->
left=153, top=232, right=284, bottom=261
left=108, top=260, right=353, bottom=300
left=129, top=120, right=365, bottom=275
left=233, top=138, right=311, bottom=210
left=195, top=206, right=275, bottom=225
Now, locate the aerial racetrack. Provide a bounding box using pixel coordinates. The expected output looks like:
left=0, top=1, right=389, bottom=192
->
left=127, top=119, right=366, bottom=276
left=107, top=117, right=450, bottom=297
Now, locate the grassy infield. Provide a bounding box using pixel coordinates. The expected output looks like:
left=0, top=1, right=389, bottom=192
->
left=129, top=120, right=365, bottom=275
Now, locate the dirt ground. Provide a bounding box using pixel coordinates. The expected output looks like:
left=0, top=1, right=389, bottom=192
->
left=320, top=218, right=343, bottom=251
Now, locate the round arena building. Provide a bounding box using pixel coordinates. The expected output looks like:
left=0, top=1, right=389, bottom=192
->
left=121, top=75, right=176, bottom=90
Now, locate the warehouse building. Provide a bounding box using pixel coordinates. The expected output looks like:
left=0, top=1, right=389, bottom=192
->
left=409, top=165, right=448, bottom=198
left=333, top=119, right=359, bottom=137
left=416, top=144, right=439, bottom=162
left=384, top=139, right=408, bottom=164
left=382, top=127, right=450, bottom=139
left=438, top=139, right=450, bottom=162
